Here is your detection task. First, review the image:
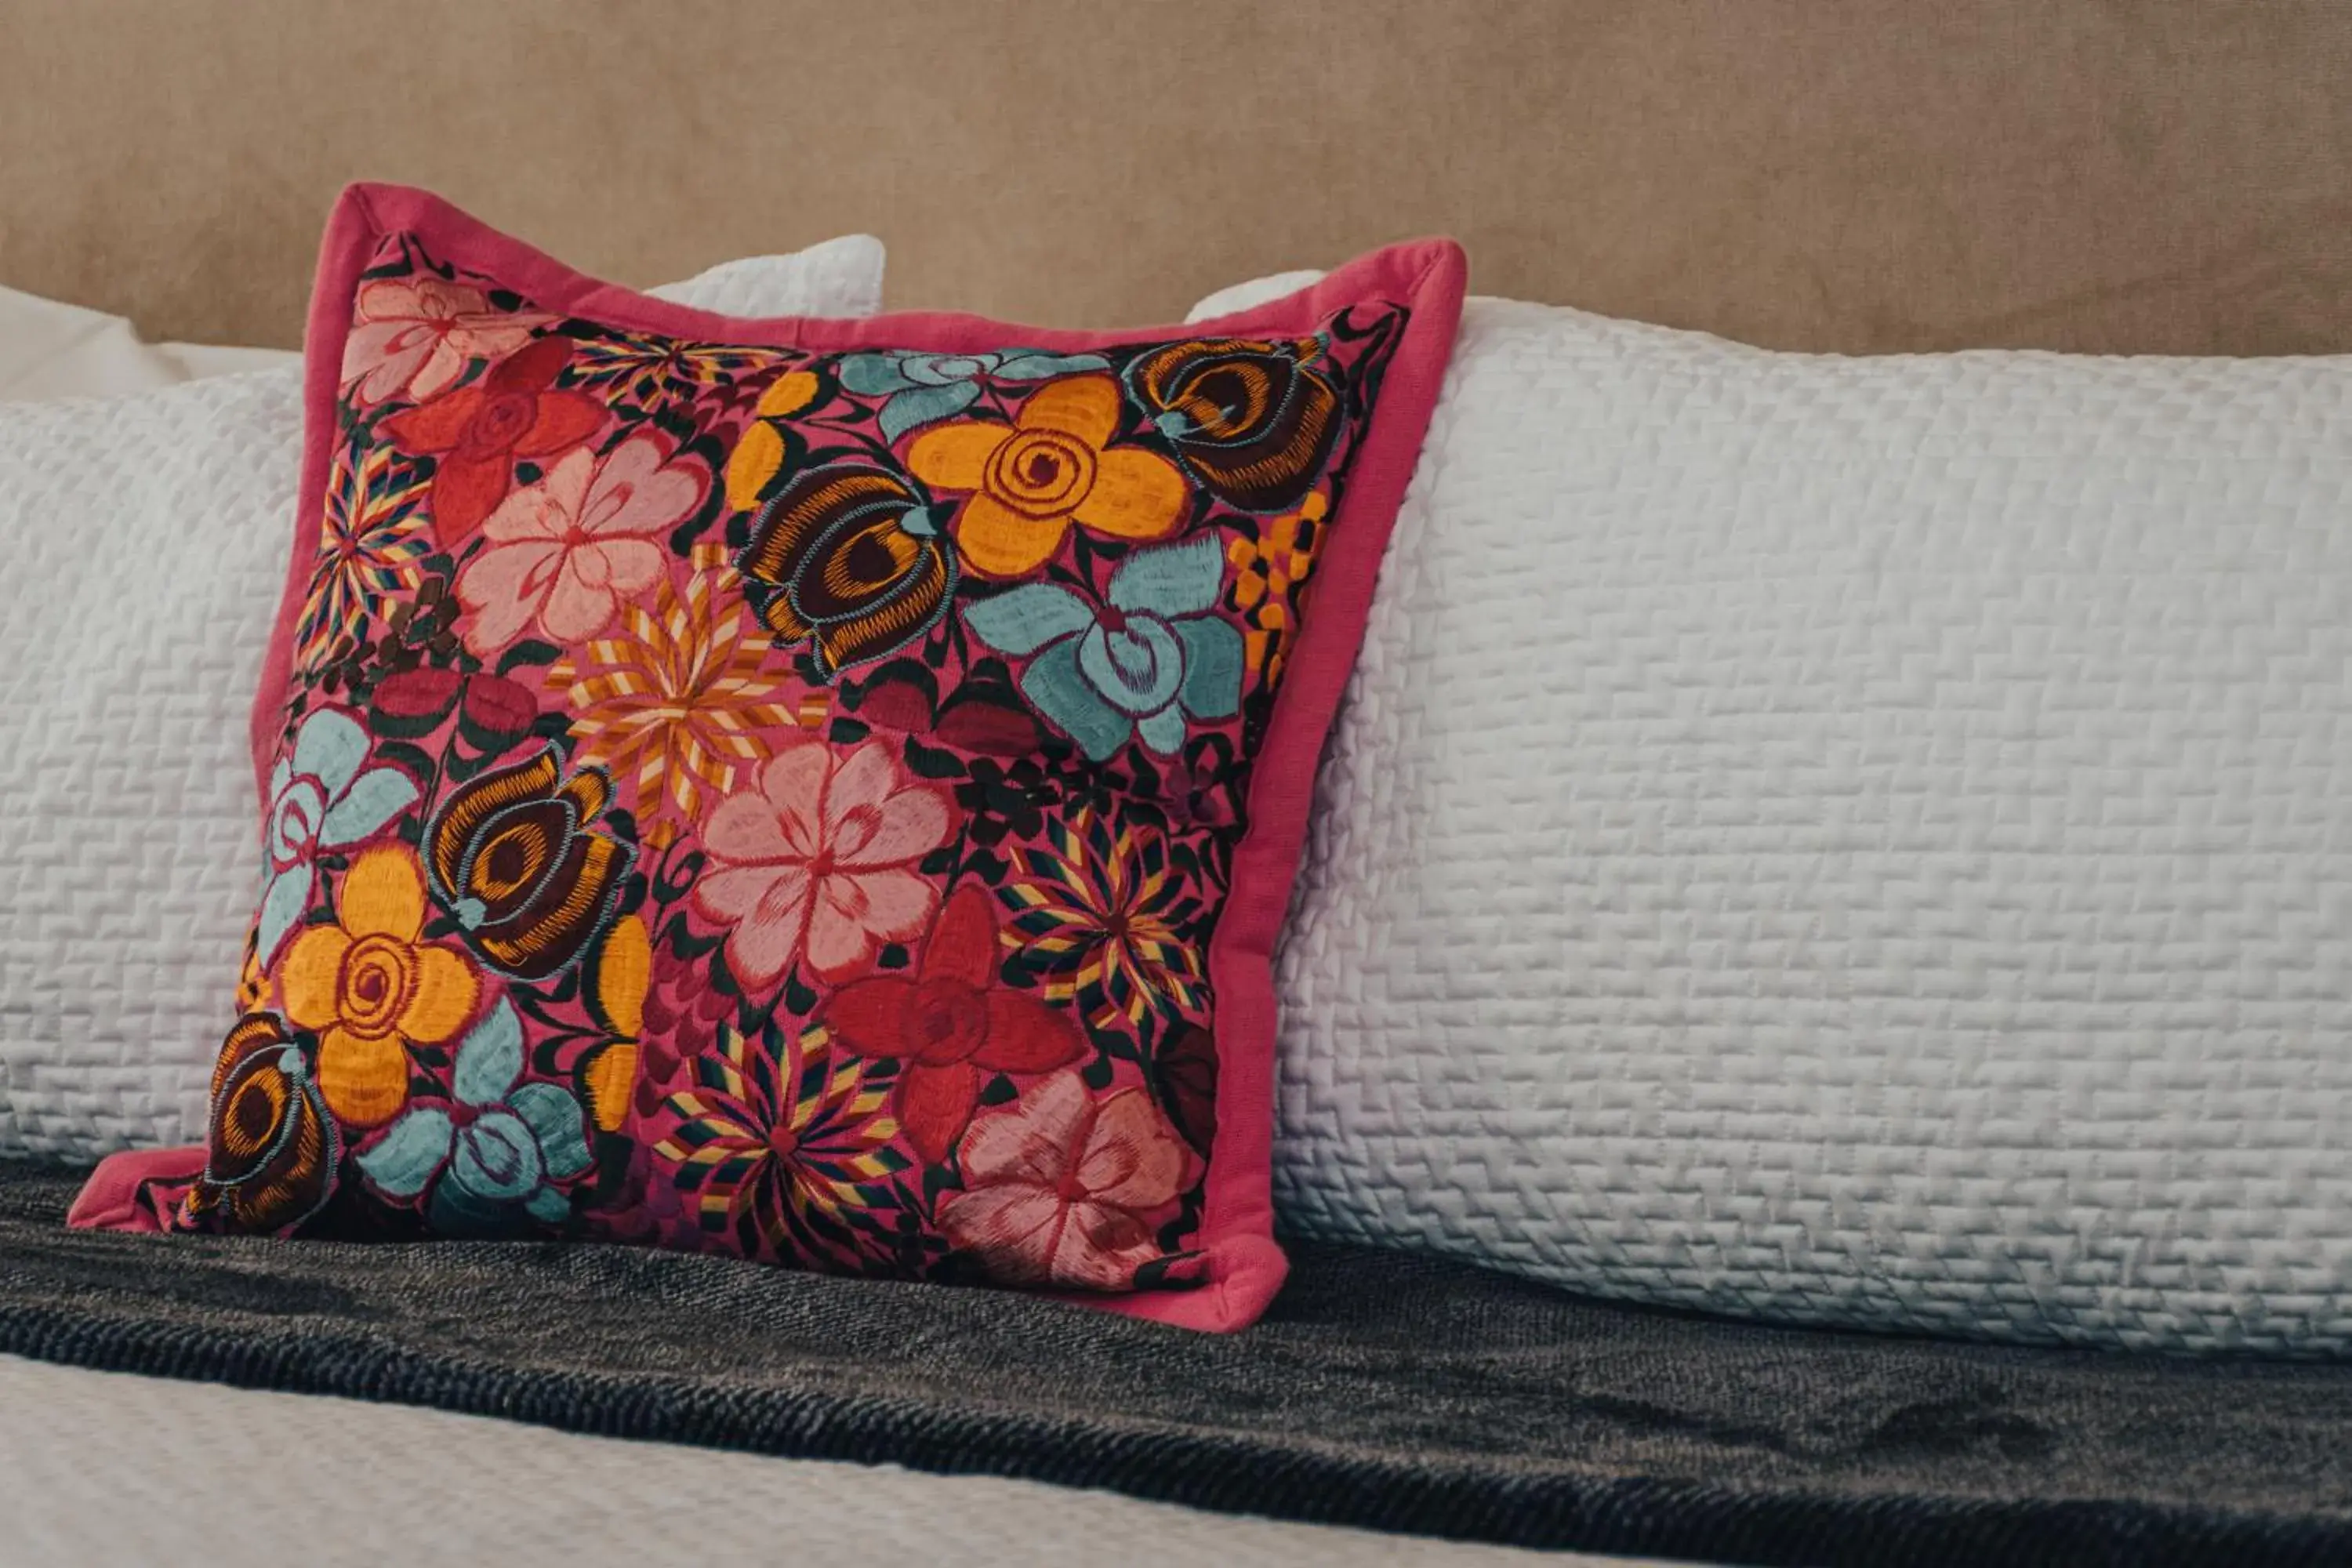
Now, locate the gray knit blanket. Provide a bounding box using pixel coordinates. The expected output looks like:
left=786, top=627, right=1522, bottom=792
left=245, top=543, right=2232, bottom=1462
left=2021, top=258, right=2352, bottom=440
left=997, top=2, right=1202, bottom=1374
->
left=3, top=1161, right=2348, bottom=1566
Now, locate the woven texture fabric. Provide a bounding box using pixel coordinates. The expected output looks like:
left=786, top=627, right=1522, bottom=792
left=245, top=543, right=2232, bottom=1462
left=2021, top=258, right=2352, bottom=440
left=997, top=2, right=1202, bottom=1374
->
left=0, top=239, right=884, bottom=1163
left=5, top=1162, right=2351, bottom=1567
left=1195, top=277, right=2352, bottom=1354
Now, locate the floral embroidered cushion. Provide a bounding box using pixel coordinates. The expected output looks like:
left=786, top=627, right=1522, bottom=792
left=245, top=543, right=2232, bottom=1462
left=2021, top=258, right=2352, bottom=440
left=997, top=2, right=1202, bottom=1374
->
left=74, top=184, right=1465, bottom=1330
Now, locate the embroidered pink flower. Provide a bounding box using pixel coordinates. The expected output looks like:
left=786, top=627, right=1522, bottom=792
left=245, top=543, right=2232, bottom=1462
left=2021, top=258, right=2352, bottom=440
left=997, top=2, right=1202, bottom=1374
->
left=341, top=278, right=554, bottom=407
left=691, top=733, right=956, bottom=988
left=940, top=1072, right=1188, bottom=1289
left=457, top=434, right=710, bottom=653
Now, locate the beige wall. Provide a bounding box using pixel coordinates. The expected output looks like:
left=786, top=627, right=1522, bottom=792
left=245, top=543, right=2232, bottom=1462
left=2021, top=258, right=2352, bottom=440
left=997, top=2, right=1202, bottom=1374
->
left=5, top=1, right=2350, bottom=354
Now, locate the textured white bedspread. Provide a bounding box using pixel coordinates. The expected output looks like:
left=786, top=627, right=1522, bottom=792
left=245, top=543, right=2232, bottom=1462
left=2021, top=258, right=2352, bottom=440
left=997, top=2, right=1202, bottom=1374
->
left=0, top=1355, right=1635, bottom=1567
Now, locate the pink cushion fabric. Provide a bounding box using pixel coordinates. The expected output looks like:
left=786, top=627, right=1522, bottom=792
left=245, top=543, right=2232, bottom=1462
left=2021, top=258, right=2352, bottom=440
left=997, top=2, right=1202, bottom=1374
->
left=75, top=184, right=1463, bottom=1331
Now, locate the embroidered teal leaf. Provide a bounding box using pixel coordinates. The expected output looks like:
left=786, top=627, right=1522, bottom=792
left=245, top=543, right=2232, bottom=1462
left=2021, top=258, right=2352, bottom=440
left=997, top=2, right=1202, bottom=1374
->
left=963, top=583, right=1094, bottom=656
left=511, top=1080, right=592, bottom=1181
left=879, top=380, right=983, bottom=443
left=449, top=1111, right=545, bottom=1203
left=1136, top=703, right=1189, bottom=756
left=253, top=866, right=314, bottom=969
left=1174, top=615, right=1245, bottom=721
left=355, top=1105, right=454, bottom=1199
left=1021, top=637, right=1132, bottom=761
left=318, top=766, right=420, bottom=848
left=1076, top=619, right=1185, bottom=717
left=289, top=707, right=368, bottom=800
left=837, top=354, right=916, bottom=396
left=1109, top=535, right=1225, bottom=619
left=898, top=354, right=996, bottom=387
left=452, top=998, right=524, bottom=1108
left=994, top=351, right=1112, bottom=381
left=524, top=1185, right=572, bottom=1225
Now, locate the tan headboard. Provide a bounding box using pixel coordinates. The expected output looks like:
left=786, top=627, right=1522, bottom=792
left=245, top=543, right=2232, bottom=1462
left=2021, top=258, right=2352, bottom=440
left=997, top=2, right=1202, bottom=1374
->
left=6, top=1, right=2351, bottom=355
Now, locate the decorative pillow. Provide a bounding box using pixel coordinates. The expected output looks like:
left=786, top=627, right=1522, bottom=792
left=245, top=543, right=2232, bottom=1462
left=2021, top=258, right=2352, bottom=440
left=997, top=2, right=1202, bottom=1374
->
left=1195, top=270, right=2352, bottom=1355
left=77, top=185, right=1464, bottom=1330
left=0, top=234, right=886, bottom=1162
left=0, top=282, right=292, bottom=401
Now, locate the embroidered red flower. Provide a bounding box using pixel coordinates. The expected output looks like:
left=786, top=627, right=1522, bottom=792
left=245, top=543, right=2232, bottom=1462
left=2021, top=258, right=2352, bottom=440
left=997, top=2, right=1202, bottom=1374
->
left=379, top=336, right=607, bottom=546
left=939, top=1070, right=1188, bottom=1289
left=820, top=883, right=1084, bottom=1165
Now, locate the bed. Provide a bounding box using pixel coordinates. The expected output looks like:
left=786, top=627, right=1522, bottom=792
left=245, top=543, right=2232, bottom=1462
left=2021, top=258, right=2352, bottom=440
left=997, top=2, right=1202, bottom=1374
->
left=0, top=1354, right=1569, bottom=1568
left=7, top=4, right=2352, bottom=1565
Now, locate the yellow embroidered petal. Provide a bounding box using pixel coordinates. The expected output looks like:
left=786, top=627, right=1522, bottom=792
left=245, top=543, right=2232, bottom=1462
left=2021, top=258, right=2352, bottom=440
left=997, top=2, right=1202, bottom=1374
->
left=724, top=420, right=786, bottom=514
left=952, top=493, right=1071, bottom=579
left=583, top=1043, right=637, bottom=1134
left=1073, top=445, right=1189, bottom=542
left=594, top=913, right=652, bottom=1040
left=397, top=944, right=480, bottom=1046
left=339, top=844, right=427, bottom=943
left=1016, top=373, right=1120, bottom=448
left=317, top=1026, right=409, bottom=1128
left=279, top=925, right=350, bottom=1031
left=906, top=420, right=1011, bottom=493
left=755, top=368, right=819, bottom=419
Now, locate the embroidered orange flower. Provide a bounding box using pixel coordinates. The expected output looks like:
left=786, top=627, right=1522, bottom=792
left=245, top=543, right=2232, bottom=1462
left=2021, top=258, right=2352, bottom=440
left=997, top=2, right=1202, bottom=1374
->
left=907, top=373, right=1187, bottom=578
left=280, top=844, right=481, bottom=1128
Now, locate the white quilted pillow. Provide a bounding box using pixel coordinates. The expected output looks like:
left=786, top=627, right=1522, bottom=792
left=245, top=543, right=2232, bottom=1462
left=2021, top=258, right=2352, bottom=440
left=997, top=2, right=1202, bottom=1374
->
left=1196, top=274, right=2352, bottom=1354
left=0, top=236, right=884, bottom=1160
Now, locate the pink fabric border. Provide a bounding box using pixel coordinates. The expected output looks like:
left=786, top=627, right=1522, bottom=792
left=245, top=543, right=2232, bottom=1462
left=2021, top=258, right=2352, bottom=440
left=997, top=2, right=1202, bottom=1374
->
left=65, top=1146, right=192, bottom=1233
left=143, top=183, right=1465, bottom=1332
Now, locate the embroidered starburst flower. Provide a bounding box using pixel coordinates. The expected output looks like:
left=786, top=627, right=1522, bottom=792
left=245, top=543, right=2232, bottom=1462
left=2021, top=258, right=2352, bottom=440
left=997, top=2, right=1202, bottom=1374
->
left=295, top=441, right=434, bottom=674
left=1000, top=808, right=1207, bottom=1030
left=653, top=1021, right=908, bottom=1267
left=566, top=332, right=791, bottom=412
left=546, top=544, right=826, bottom=845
